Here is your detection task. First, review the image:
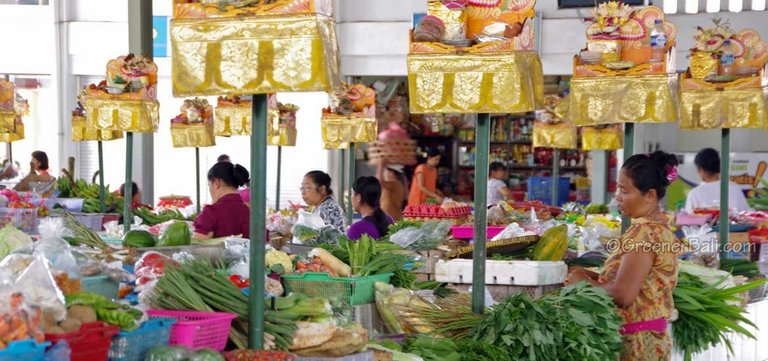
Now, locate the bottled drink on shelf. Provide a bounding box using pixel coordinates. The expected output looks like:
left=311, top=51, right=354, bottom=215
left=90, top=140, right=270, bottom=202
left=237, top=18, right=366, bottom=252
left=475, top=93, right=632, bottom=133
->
left=649, top=19, right=667, bottom=63
left=719, top=40, right=734, bottom=76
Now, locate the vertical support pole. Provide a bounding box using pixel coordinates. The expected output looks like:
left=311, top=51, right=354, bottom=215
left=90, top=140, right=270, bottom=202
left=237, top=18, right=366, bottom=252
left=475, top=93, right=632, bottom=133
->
left=604, top=150, right=611, bottom=204
left=123, top=133, right=133, bottom=233
left=7, top=143, right=12, bottom=164
left=552, top=148, right=560, bottom=206
left=472, top=113, right=490, bottom=314
left=339, top=149, right=347, bottom=212
left=347, top=143, right=356, bottom=225
left=275, top=146, right=282, bottom=210
left=195, top=147, right=201, bottom=214
left=98, top=141, right=105, bottom=213
left=621, top=123, right=635, bottom=232
left=719, top=128, right=730, bottom=261
left=248, top=94, right=268, bottom=349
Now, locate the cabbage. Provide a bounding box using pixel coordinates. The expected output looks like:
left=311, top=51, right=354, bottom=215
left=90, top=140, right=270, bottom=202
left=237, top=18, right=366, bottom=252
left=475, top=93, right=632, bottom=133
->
left=0, top=224, right=33, bottom=260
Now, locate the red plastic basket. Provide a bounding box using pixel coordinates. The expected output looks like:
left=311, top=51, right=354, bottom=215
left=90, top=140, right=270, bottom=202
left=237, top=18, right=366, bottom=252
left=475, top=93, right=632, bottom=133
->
left=45, top=321, right=119, bottom=361
left=146, top=310, right=236, bottom=351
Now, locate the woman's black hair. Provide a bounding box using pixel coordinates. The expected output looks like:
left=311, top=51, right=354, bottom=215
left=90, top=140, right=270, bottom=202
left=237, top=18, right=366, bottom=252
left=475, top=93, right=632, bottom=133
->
left=208, top=162, right=249, bottom=188
left=622, top=150, right=679, bottom=199
left=425, top=147, right=441, bottom=159
left=489, top=161, right=506, bottom=173
left=217, top=154, right=231, bottom=163
left=353, top=176, right=390, bottom=238
left=119, top=182, right=139, bottom=197
left=305, top=170, right=333, bottom=196
left=32, top=151, right=49, bottom=171
left=694, top=148, right=720, bottom=175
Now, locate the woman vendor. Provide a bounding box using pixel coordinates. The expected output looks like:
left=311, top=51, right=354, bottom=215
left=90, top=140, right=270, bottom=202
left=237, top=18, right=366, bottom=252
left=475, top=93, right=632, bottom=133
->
left=566, top=151, right=680, bottom=361
left=14, top=151, right=55, bottom=193
left=348, top=176, right=393, bottom=240
left=301, top=170, right=347, bottom=230
left=193, top=162, right=250, bottom=240
left=407, top=148, right=443, bottom=206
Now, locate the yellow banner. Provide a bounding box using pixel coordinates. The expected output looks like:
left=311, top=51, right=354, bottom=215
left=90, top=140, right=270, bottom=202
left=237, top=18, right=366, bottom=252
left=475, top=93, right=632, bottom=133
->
left=71, top=115, right=123, bottom=142
left=85, top=97, right=160, bottom=133
left=568, top=75, right=678, bottom=126
left=581, top=126, right=624, bottom=150
left=171, top=14, right=339, bottom=97
left=407, top=51, right=544, bottom=114
left=679, top=88, right=768, bottom=130
left=171, top=123, right=216, bottom=148
left=533, top=121, right=577, bottom=149
left=0, top=123, right=24, bottom=143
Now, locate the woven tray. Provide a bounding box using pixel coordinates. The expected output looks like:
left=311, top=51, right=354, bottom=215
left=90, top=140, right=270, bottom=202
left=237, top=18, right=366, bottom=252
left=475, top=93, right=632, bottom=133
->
left=446, top=234, right=539, bottom=259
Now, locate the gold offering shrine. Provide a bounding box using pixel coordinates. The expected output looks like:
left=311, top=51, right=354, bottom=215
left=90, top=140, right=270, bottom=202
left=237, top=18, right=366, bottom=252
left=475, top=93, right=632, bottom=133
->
left=567, top=5, right=678, bottom=126
left=679, top=26, right=768, bottom=130
left=321, top=84, right=377, bottom=149
left=407, top=0, right=543, bottom=114
left=170, top=0, right=339, bottom=97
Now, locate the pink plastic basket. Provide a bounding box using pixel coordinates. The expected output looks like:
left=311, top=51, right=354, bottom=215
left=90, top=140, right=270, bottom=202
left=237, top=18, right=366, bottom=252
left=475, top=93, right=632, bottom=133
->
left=146, top=310, right=236, bottom=351
left=451, top=226, right=505, bottom=240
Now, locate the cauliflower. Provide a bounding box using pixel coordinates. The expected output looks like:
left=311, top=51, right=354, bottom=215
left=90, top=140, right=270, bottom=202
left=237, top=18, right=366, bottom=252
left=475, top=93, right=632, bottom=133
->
left=266, top=249, right=294, bottom=273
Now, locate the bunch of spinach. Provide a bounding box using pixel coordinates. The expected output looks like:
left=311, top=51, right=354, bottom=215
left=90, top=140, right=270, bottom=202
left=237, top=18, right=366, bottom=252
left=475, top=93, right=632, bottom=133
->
left=469, top=283, right=623, bottom=361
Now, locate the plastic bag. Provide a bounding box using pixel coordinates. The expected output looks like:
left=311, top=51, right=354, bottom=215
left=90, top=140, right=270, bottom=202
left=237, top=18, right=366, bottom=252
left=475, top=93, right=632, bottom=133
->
left=291, top=210, right=327, bottom=244
left=5, top=255, right=68, bottom=321
left=45, top=341, right=72, bottom=361
left=134, top=251, right=178, bottom=290
left=682, top=225, right=719, bottom=268
left=389, top=220, right=451, bottom=251
left=491, top=222, right=532, bottom=241
left=34, top=218, right=80, bottom=277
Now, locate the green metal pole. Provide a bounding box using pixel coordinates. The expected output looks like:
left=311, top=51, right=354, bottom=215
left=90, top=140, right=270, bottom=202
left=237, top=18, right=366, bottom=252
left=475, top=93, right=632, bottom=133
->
left=605, top=150, right=611, bottom=205
left=472, top=113, right=490, bottom=314
left=339, top=149, right=346, bottom=212
left=552, top=148, right=560, bottom=206
left=719, top=128, right=730, bottom=261
left=347, top=143, right=356, bottom=225
left=248, top=94, right=268, bottom=349
left=98, top=141, right=105, bottom=213
left=123, top=133, right=133, bottom=233
left=195, top=147, right=201, bottom=214
left=275, top=146, right=282, bottom=210
left=7, top=143, right=11, bottom=166
left=621, top=123, right=635, bottom=232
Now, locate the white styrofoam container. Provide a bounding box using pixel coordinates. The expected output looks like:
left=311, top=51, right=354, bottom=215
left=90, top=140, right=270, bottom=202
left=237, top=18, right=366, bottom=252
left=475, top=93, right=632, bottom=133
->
left=434, top=259, right=567, bottom=286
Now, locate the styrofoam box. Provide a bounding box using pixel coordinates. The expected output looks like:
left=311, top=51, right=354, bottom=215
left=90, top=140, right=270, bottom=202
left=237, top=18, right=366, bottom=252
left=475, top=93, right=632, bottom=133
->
left=435, top=259, right=567, bottom=286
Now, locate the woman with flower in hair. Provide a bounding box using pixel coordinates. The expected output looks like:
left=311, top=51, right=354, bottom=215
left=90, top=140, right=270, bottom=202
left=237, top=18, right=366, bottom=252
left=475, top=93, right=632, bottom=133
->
left=566, top=150, right=680, bottom=361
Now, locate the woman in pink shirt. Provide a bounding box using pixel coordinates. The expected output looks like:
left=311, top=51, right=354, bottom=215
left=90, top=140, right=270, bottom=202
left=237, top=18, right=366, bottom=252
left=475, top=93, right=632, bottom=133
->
left=193, top=162, right=251, bottom=240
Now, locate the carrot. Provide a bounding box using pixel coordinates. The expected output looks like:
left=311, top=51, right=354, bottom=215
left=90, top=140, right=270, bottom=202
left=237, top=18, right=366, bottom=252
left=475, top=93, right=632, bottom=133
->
left=118, top=286, right=133, bottom=299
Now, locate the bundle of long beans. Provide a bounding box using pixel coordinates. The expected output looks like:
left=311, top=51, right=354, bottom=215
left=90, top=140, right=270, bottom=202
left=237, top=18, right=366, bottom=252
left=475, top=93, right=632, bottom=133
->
left=149, top=260, right=296, bottom=350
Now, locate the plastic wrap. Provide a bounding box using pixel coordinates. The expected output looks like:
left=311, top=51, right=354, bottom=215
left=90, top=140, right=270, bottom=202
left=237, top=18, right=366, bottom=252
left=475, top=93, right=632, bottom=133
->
left=389, top=220, right=451, bottom=251
left=682, top=225, right=719, bottom=268
left=0, top=255, right=67, bottom=322
left=374, top=282, right=435, bottom=335
left=491, top=223, right=532, bottom=241
left=134, top=251, right=179, bottom=290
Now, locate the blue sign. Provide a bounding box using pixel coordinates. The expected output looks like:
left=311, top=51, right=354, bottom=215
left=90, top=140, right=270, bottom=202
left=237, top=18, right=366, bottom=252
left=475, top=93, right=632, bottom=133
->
left=153, top=16, right=168, bottom=58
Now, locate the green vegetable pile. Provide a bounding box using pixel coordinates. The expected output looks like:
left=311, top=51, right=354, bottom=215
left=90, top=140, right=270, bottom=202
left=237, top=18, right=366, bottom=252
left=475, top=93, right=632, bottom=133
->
left=145, top=346, right=224, bottom=361
left=719, top=259, right=761, bottom=279
left=584, top=203, right=610, bottom=215
left=149, top=260, right=297, bottom=350
left=469, top=283, right=623, bottom=361
left=65, top=292, right=142, bottom=330
left=405, top=336, right=460, bottom=361
left=133, top=207, right=188, bottom=226
left=321, top=236, right=418, bottom=288
left=672, top=271, right=767, bottom=361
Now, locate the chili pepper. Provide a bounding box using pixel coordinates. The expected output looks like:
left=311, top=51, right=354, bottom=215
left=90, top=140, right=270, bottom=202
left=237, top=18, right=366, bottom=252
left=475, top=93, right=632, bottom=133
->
left=228, top=275, right=248, bottom=288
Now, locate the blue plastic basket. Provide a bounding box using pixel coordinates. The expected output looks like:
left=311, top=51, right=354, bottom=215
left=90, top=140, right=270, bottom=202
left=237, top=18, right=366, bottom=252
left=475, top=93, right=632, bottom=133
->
left=108, top=318, right=176, bottom=361
left=0, top=340, right=50, bottom=361
left=527, top=176, right=570, bottom=206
